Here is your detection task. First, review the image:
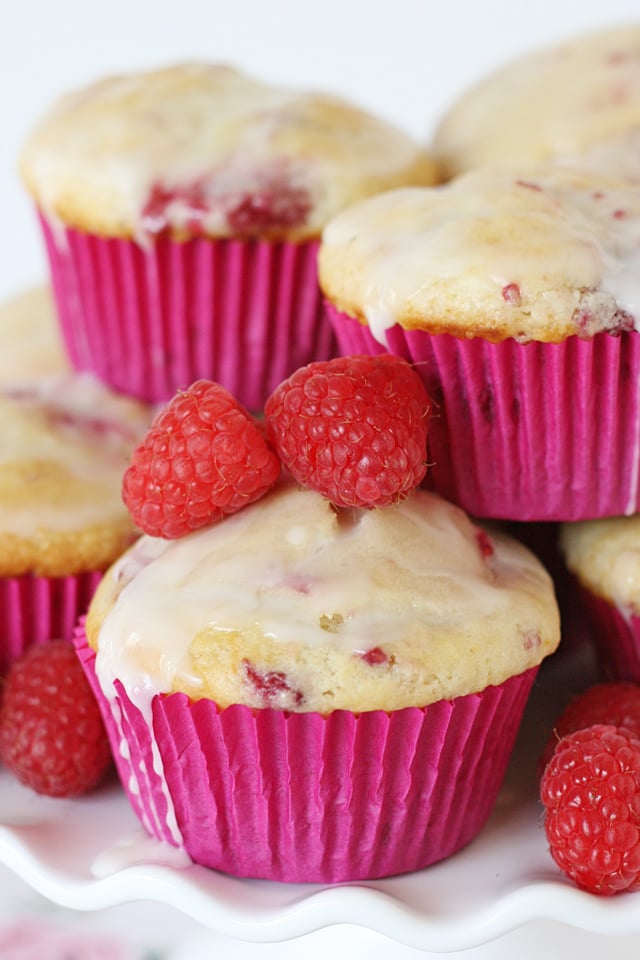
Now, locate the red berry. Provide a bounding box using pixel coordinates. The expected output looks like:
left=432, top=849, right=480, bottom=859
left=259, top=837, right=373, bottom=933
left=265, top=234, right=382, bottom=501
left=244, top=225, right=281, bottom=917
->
left=264, top=354, right=430, bottom=508
left=541, top=724, right=640, bottom=895
left=142, top=181, right=210, bottom=236
left=243, top=660, right=304, bottom=709
left=226, top=183, right=311, bottom=235
left=540, top=681, right=640, bottom=771
left=122, top=380, right=280, bottom=539
left=0, top=641, right=112, bottom=798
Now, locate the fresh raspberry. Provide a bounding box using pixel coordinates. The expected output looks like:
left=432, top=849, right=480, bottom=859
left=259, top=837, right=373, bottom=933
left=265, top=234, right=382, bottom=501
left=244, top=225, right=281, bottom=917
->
left=264, top=354, right=429, bottom=508
left=122, top=380, right=280, bottom=539
left=540, top=681, right=640, bottom=771
left=0, top=641, right=112, bottom=798
left=541, top=724, right=640, bottom=895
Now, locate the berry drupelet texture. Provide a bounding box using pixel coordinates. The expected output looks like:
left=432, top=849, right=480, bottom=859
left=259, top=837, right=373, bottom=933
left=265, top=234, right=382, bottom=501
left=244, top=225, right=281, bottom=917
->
left=541, top=724, right=640, bottom=895
left=264, top=353, right=430, bottom=508
left=0, top=640, right=113, bottom=798
left=122, top=379, right=280, bottom=539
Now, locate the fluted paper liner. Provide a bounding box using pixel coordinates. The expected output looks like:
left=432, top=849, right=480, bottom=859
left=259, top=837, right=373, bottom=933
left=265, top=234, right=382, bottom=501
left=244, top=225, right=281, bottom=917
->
left=0, top=572, right=102, bottom=676
left=74, top=622, right=537, bottom=883
left=39, top=214, right=337, bottom=410
left=570, top=584, right=640, bottom=683
left=326, top=305, right=640, bottom=522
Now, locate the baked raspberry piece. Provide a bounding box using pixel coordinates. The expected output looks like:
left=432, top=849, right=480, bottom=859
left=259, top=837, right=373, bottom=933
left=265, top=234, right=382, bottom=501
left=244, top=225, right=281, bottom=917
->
left=541, top=724, right=640, bottom=895
left=123, top=380, right=280, bottom=539
left=226, top=182, right=311, bottom=236
left=540, top=681, right=640, bottom=770
left=0, top=640, right=112, bottom=798
left=264, top=354, right=430, bottom=508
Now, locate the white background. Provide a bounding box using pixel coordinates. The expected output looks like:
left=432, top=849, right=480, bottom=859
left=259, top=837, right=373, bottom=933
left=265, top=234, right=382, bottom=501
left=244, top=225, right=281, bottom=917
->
left=2, top=0, right=640, bottom=304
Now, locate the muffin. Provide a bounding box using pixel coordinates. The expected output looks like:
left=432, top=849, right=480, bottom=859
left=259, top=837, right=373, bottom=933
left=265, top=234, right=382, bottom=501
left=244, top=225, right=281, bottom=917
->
left=0, top=371, right=150, bottom=674
left=0, top=284, right=69, bottom=384
left=560, top=516, right=640, bottom=682
left=433, top=23, right=640, bottom=182
left=319, top=166, right=640, bottom=521
left=76, top=479, right=560, bottom=883
left=19, top=63, right=437, bottom=410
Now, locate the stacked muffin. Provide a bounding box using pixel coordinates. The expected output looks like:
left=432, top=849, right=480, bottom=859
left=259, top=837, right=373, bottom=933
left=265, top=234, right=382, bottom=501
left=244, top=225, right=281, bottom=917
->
left=0, top=291, right=151, bottom=674
left=10, top=59, right=572, bottom=883
left=432, top=23, right=640, bottom=682
left=319, top=24, right=640, bottom=680
left=19, top=63, right=437, bottom=411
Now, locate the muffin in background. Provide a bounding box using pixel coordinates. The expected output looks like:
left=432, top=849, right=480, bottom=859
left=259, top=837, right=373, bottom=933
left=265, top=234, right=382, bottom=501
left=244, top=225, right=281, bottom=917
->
left=560, top=516, right=640, bottom=683
left=0, top=284, right=69, bottom=384
left=432, top=23, right=640, bottom=182
left=20, top=63, right=437, bottom=410
left=0, top=369, right=151, bottom=675
left=76, top=479, right=560, bottom=883
left=319, top=166, right=640, bottom=522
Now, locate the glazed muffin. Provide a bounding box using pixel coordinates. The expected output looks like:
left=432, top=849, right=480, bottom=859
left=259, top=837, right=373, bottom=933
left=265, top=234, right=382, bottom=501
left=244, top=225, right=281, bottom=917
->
left=0, top=372, right=150, bottom=673
left=560, top=516, right=640, bottom=682
left=433, top=23, right=640, bottom=182
left=319, top=166, right=640, bottom=521
left=76, top=479, right=560, bottom=883
left=20, top=63, right=437, bottom=410
left=0, top=284, right=69, bottom=384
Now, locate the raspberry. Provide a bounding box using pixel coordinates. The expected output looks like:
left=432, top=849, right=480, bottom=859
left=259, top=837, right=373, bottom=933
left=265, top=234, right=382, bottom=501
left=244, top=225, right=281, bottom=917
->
left=264, top=354, right=429, bottom=508
left=540, top=681, right=640, bottom=771
left=142, top=181, right=210, bottom=236
left=0, top=641, right=112, bottom=798
left=226, top=183, right=311, bottom=236
left=122, top=380, right=280, bottom=539
left=541, top=724, right=640, bottom=895
left=243, top=660, right=304, bottom=709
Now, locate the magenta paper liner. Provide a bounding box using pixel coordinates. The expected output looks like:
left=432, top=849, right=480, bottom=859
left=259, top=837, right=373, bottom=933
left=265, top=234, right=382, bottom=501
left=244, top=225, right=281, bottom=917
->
left=0, top=571, right=102, bottom=677
left=326, top=304, right=640, bottom=522
left=39, top=213, right=338, bottom=410
left=74, top=624, right=537, bottom=883
left=572, top=584, right=640, bottom=683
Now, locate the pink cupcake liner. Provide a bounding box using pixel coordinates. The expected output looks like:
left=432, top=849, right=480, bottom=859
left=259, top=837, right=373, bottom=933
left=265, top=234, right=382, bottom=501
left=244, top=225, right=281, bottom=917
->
left=39, top=213, right=338, bottom=410
left=74, top=622, right=537, bottom=883
left=326, top=305, right=640, bottom=522
left=0, top=571, right=103, bottom=676
left=571, top=583, right=640, bottom=683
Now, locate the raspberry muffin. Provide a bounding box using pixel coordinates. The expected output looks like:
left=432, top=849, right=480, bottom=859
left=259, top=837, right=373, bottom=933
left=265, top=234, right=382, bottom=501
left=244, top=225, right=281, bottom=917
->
left=76, top=479, right=560, bottom=883
left=0, top=373, right=150, bottom=674
left=0, top=284, right=69, bottom=385
left=20, top=63, right=437, bottom=410
left=560, top=515, right=640, bottom=683
left=433, top=23, right=640, bottom=182
left=319, top=166, right=640, bottom=521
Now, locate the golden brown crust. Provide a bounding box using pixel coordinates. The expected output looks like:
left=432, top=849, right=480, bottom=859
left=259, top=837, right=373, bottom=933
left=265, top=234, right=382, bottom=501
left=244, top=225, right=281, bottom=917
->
left=433, top=24, right=640, bottom=181
left=319, top=169, right=640, bottom=343
left=20, top=63, right=438, bottom=241
left=86, top=484, right=560, bottom=712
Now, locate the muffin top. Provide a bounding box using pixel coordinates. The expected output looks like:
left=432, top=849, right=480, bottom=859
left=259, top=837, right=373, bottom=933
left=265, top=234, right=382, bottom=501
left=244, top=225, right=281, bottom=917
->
left=20, top=62, right=437, bottom=242
left=319, top=166, right=640, bottom=343
left=0, top=374, right=151, bottom=577
left=561, top=516, right=640, bottom=612
left=433, top=24, right=640, bottom=181
left=0, top=285, right=69, bottom=384
left=86, top=480, right=560, bottom=714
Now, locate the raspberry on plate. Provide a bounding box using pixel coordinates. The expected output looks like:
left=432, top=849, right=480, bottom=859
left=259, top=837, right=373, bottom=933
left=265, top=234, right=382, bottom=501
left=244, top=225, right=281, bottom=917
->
left=0, top=640, right=113, bottom=798
left=540, top=680, right=640, bottom=770
left=541, top=724, right=640, bottom=895
left=264, top=354, right=430, bottom=508
left=123, top=379, right=280, bottom=539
